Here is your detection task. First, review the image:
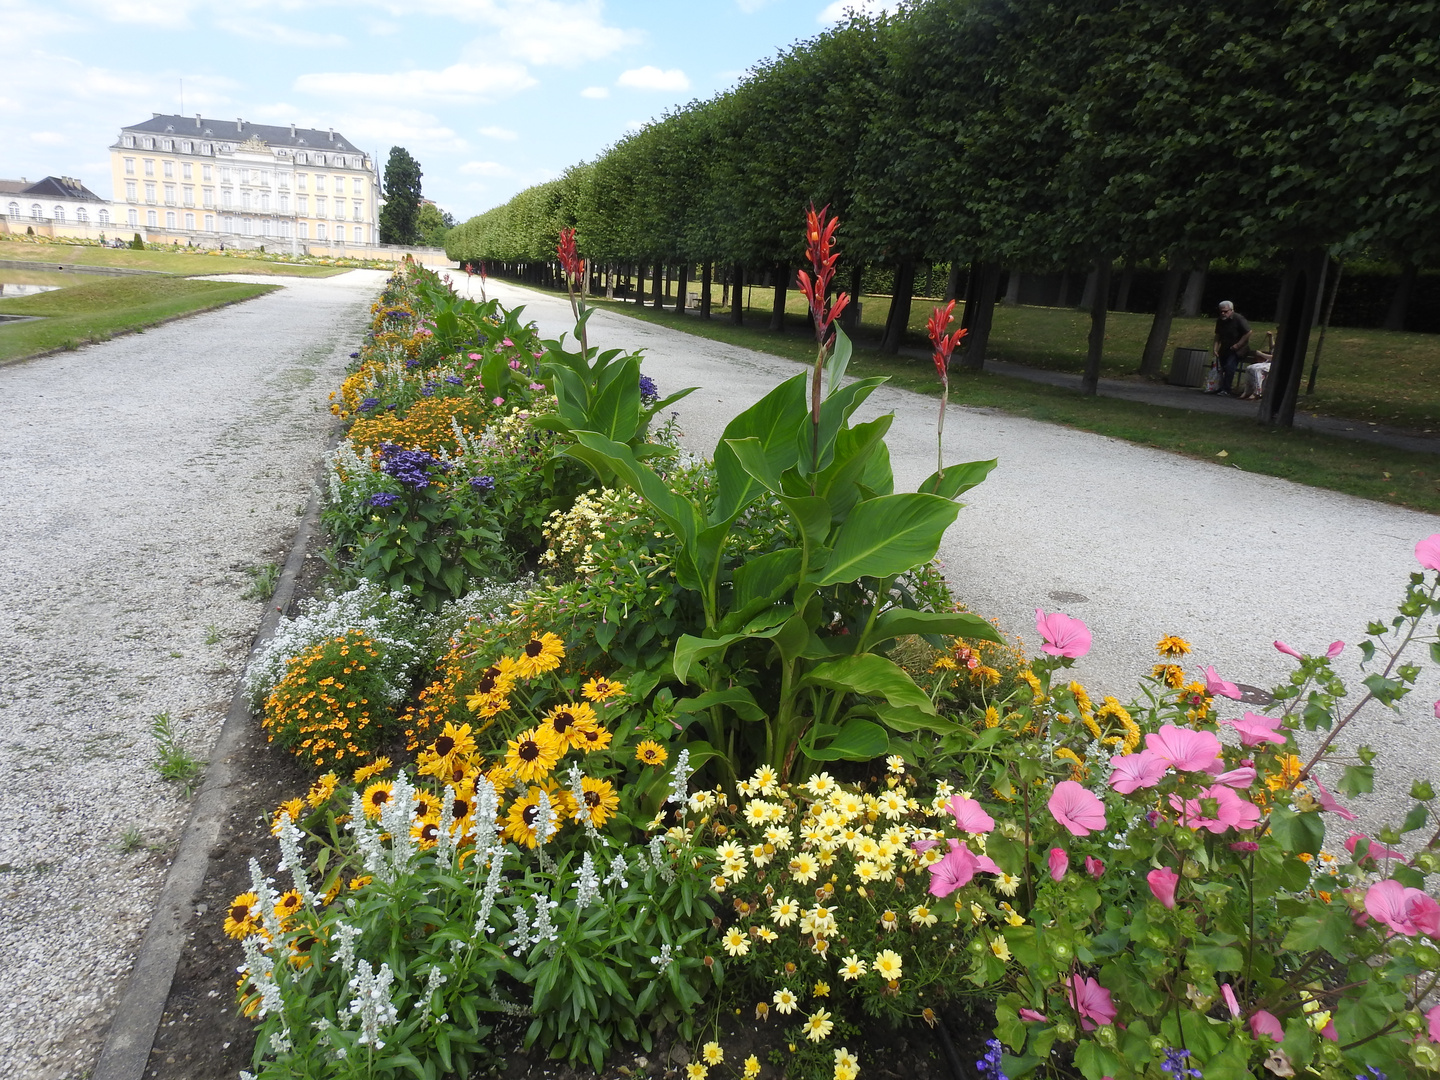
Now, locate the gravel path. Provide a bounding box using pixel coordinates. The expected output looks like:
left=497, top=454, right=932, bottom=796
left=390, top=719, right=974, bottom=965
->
left=0, top=269, right=388, bottom=1080
left=474, top=278, right=1440, bottom=829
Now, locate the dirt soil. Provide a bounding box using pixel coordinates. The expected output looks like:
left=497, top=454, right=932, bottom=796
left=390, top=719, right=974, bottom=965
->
left=143, top=536, right=993, bottom=1080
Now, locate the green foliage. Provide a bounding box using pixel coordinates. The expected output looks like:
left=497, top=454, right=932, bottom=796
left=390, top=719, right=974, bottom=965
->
left=379, top=147, right=423, bottom=246
left=151, top=711, right=205, bottom=794
left=130, top=231, right=143, bottom=249
left=416, top=202, right=456, bottom=248
left=243, top=561, right=282, bottom=600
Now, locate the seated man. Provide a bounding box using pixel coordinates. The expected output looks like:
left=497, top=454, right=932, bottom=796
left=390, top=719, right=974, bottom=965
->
left=1211, top=300, right=1252, bottom=396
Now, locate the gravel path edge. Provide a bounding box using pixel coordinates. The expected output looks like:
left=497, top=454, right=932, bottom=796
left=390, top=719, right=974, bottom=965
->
left=92, top=449, right=332, bottom=1080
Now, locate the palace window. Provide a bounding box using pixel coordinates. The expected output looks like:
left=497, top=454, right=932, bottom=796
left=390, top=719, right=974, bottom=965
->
left=316, top=222, right=327, bottom=240
left=122, top=135, right=134, bottom=148
left=98, top=209, right=109, bottom=224
left=124, top=157, right=135, bottom=175
left=298, top=221, right=308, bottom=238
left=164, top=185, right=176, bottom=204
left=203, top=187, right=214, bottom=207
left=144, top=182, right=156, bottom=202
left=142, top=137, right=153, bottom=149
left=163, top=161, right=174, bottom=178
left=335, top=225, right=345, bottom=242
left=279, top=194, right=289, bottom=213
left=204, top=214, right=214, bottom=231
left=297, top=195, right=308, bottom=214
left=31, top=203, right=42, bottom=219
left=146, top=209, right=157, bottom=226
left=77, top=207, right=88, bottom=223
left=166, top=211, right=176, bottom=228
left=6, top=202, right=18, bottom=218
left=161, top=139, right=172, bottom=151
left=260, top=192, right=270, bottom=211
left=314, top=175, right=325, bottom=192
left=352, top=200, right=362, bottom=221
left=125, top=182, right=137, bottom=201
left=54, top=206, right=65, bottom=222
left=128, top=209, right=138, bottom=226
left=185, top=212, right=195, bottom=229
left=202, top=164, right=212, bottom=181
left=144, top=159, right=154, bottom=176
left=316, top=196, right=326, bottom=217
left=183, top=186, right=194, bottom=206
left=182, top=163, right=192, bottom=180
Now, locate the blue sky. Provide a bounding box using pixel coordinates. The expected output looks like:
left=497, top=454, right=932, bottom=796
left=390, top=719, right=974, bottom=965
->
left=2, top=0, right=899, bottom=221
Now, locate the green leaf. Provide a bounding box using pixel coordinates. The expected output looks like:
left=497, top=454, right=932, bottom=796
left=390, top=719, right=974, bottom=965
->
left=1073, top=1042, right=1121, bottom=1080
left=674, top=688, right=767, bottom=723
left=800, top=653, right=937, bottom=714
left=869, top=608, right=1003, bottom=646
left=873, top=703, right=963, bottom=735
left=1268, top=803, right=1325, bottom=855
left=917, top=458, right=998, bottom=500
left=811, top=493, right=960, bottom=586
left=797, top=375, right=886, bottom=477
left=779, top=494, right=832, bottom=554
left=1401, top=802, right=1429, bottom=833
left=1187, top=943, right=1243, bottom=973
left=824, top=324, right=853, bottom=397
left=730, top=548, right=802, bottom=621
left=724, top=436, right=785, bottom=494
left=1280, top=904, right=1353, bottom=959
left=672, top=609, right=794, bottom=684
left=1338, top=764, right=1375, bottom=796
left=806, top=718, right=888, bottom=761
left=711, top=373, right=807, bottom=524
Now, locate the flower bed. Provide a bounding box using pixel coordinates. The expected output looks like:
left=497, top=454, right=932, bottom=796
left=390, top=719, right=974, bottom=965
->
left=228, top=238, right=1440, bottom=1080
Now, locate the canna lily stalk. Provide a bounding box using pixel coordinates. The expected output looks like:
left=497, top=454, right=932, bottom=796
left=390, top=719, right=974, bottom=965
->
left=795, top=203, right=851, bottom=475
left=556, top=227, right=588, bottom=357
left=926, top=301, right=966, bottom=480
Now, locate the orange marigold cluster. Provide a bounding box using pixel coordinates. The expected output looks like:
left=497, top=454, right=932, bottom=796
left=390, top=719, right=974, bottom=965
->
left=348, top=394, right=493, bottom=457
left=262, top=630, right=390, bottom=769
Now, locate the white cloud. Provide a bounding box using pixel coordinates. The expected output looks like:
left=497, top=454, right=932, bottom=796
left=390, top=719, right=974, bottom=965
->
left=477, top=125, right=518, bottom=140
left=294, top=62, right=536, bottom=104
left=580, top=86, right=609, bottom=99
left=459, top=160, right=513, bottom=176
left=817, top=0, right=902, bottom=22
left=736, top=0, right=775, bottom=11
left=327, top=107, right=469, bottom=154
left=214, top=19, right=348, bottom=48
left=385, top=0, right=639, bottom=66
left=74, top=0, right=195, bottom=26
left=616, top=66, right=690, bottom=92
left=30, top=131, right=68, bottom=145
left=625, top=119, right=645, bottom=131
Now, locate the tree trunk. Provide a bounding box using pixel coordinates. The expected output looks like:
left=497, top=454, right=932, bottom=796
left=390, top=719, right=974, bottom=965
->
left=1262, top=249, right=1329, bottom=428
left=1383, top=262, right=1417, bottom=330
left=839, top=264, right=863, bottom=335
left=1079, top=265, right=1099, bottom=311
left=961, top=261, right=1002, bottom=370
left=720, top=267, right=729, bottom=310
left=676, top=262, right=690, bottom=314
left=959, top=259, right=980, bottom=331
left=1081, top=258, right=1113, bottom=396
left=1054, top=270, right=1070, bottom=308
left=730, top=263, right=745, bottom=325
left=1113, top=259, right=1134, bottom=312
left=1180, top=262, right=1208, bottom=317
left=945, top=261, right=964, bottom=302
left=653, top=262, right=664, bottom=308
left=606, top=263, right=614, bottom=300
left=1140, top=263, right=1186, bottom=377
left=1307, top=260, right=1343, bottom=395
left=770, top=262, right=789, bottom=332
left=880, top=257, right=917, bottom=354
left=1003, top=270, right=1021, bottom=305
left=700, top=261, right=712, bottom=319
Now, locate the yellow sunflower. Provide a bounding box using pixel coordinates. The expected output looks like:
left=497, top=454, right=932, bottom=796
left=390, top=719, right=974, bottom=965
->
left=574, top=776, right=620, bottom=828
left=306, top=772, right=338, bottom=808
left=542, top=701, right=599, bottom=753
left=581, top=675, right=625, bottom=702
left=352, top=757, right=392, bottom=784
left=224, top=892, right=261, bottom=940
left=575, top=724, right=614, bottom=753
left=502, top=785, right=561, bottom=848
left=635, top=740, right=668, bottom=766
left=513, top=632, right=565, bottom=679
left=361, top=780, right=394, bottom=820
left=275, top=889, right=305, bottom=927
left=505, top=725, right=562, bottom=783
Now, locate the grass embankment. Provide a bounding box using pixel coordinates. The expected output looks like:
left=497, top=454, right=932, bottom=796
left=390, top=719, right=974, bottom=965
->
left=0, top=240, right=346, bottom=278
left=556, top=284, right=1440, bottom=515
left=602, top=279, right=1440, bottom=430
left=0, top=276, right=278, bottom=362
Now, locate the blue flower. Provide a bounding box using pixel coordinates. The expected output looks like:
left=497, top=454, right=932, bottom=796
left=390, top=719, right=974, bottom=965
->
left=639, top=374, right=659, bottom=403
left=469, top=476, right=495, bottom=494
left=367, top=492, right=400, bottom=508
left=1355, top=1069, right=1386, bottom=1080
left=975, top=1038, right=1007, bottom=1080
left=405, top=359, right=421, bottom=369
left=1161, top=1049, right=1202, bottom=1080
left=444, top=375, right=464, bottom=385
left=421, top=381, right=437, bottom=397
left=359, top=397, right=381, bottom=412
left=349, top=351, right=360, bottom=358
left=378, top=442, right=449, bottom=491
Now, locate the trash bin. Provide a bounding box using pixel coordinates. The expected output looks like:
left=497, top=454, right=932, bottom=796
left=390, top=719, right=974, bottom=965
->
left=1168, top=347, right=1210, bottom=387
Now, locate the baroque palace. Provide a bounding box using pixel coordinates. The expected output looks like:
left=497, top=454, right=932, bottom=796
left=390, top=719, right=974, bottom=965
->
left=109, top=114, right=379, bottom=248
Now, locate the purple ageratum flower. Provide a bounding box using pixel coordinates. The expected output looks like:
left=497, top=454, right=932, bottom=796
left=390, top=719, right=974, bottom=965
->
left=469, top=476, right=496, bottom=494
left=421, top=381, right=437, bottom=397
left=349, top=351, right=360, bottom=358
left=1161, top=1049, right=1202, bottom=1080
left=639, top=374, right=660, bottom=403
left=975, top=1039, right=1007, bottom=1080
left=368, top=492, right=400, bottom=508
left=378, top=442, right=449, bottom=491
left=359, top=397, right=381, bottom=412
left=405, top=359, right=421, bottom=369
left=444, top=375, right=464, bottom=385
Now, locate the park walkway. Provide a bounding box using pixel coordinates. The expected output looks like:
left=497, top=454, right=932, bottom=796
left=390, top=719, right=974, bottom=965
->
left=0, top=269, right=387, bottom=1079
left=476, top=276, right=1440, bottom=831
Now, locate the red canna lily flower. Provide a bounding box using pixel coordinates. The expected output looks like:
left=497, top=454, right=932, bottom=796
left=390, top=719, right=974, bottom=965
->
left=927, top=301, right=967, bottom=380
left=556, top=227, right=584, bottom=281
left=797, top=203, right=850, bottom=348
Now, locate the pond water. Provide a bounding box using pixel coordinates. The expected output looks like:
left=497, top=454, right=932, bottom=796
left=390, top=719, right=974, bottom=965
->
left=0, top=282, right=60, bottom=298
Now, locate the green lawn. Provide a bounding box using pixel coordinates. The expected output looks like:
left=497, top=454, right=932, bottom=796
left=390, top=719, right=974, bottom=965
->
left=554, top=285, right=1440, bottom=516
left=0, top=276, right=278, bottom=362
left=0, top=237, right=349, bottom=278
left=597, top=278, right=1440, bottom=431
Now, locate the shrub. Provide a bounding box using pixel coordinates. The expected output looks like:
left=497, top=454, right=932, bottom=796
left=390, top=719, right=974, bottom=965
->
left=261, top=630, right=395, bottom=770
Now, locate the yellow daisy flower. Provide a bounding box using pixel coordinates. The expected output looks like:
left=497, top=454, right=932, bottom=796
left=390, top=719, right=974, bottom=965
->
left=744, top=1055, right=761, bottom=1078
left=804, top=1008, right=834, bottom=1042
left=502, top=786, right=559, bottom=848
left=505, top=725, right=562, bottom=783
left=990, top=937, right=1011, bottom=961
left=873, top=949, right=903, bottom=980
left=581, top=675, right=625, bottom=702
left=702, top=1043, right=724, bottom=1066
left=839, top=954, right=867, bottom=980
left=685, top=1064, right=708, bottom=1080
left=773, top=988, right=799, bottom=1015
left=635, top=740, right=668, bottom=766
left=1155, top=634, right=1192, bottom=659
left=722, top=927, right=750, bottom=957
left=513, top=632, right=565, bottom=678
left=910, top=904, right=937, bottom=927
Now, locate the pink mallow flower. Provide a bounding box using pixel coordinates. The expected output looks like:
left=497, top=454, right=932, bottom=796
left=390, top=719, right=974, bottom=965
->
left=1363, top=879, right=1440, bottom=937
left=1275, top=640, right=1304, bottom=660
left=1066, top=975, right=1116, bottom=1031
left=944, top=794, right=995, bottom=834
left=1220, top=711, right=1288, bottom=748
left=1249, top=1010, right=1284, bottom=1041
left=1210, top=764, right=1258, bottom=789
left=1147, top=866, right=1179, bottom=908
left=1145, top=725, right=1222, bottom=772
left=1035, top=609, right=1091, bottom=658
left=1326, top=640, right=1344, bottom=658
left=1170, top=785, right=1262, bottom=834
left=1220, top=984, right=1240, bottom=1018
left=1310, top=777, right=1356, bottom=821
left=1048, top=780, right=1107, bottom=836
left=1085, top=855, right=1105, bottom=879
left=926, top=839, right=1001, bottom=898
left=1019, top=1008, right=1048, bottom=1023
left=1346, top=833, right=1409, bottom=866
left=1415, top=533, right=1440, bottom=571
left=1108, top=750, right=1167, bottom=794
left=1427, top=1002, right=1440, bottom=1044
left=1048, top=847, right=1069, bottom=881
left=1203, top=666, right=1242, bottom=700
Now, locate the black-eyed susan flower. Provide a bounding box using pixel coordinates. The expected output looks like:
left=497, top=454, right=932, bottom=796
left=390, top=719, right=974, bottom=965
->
left=306, top=772, right=338, bottom=808
left=271, top=798, right=306, bottom=834
left=361, top=780, right=394, bottom=820
left=1152, top=663, right=1185, bottom=689
left=352, top=757, right=391, bottom=785
left=581, top=675, right=624, bottom=702
left=411, top=816, right=442, bottom=849
left=275, top=890, right=305, bottom=926
left=504, top=725, right=562, bottom=784
left=502, top=786, right=558, bottom=848
left=635, top=740, right=667, bottom=766
left=224, top=892, right=261, bottom=939
left=542, top=701, right=598, bottom=753
left=1155, top=634, right=1192, bottom=659
left=575, top=776, right=619, bottom=827
left=429, top=722, right=476, bottom=767
left=575, top=724, right=613, bottom=753
left=514, top=632, right=565, bottom=679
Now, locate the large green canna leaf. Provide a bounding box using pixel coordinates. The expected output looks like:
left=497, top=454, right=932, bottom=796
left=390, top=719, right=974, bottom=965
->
left=794, top=376, right=887, bottom=477
left=672, top=608, right=794, bottom=684
left=711, top=373, right=807, bottom=524
left=799, top=652, right=937, bottom=714
left=811, top=493, right=960, bottom=586
left=805, top=718, right=889, bottom=762
left=917, top=458, right=998, bottom=500
left=870, top=608, right=1003, bottom=646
